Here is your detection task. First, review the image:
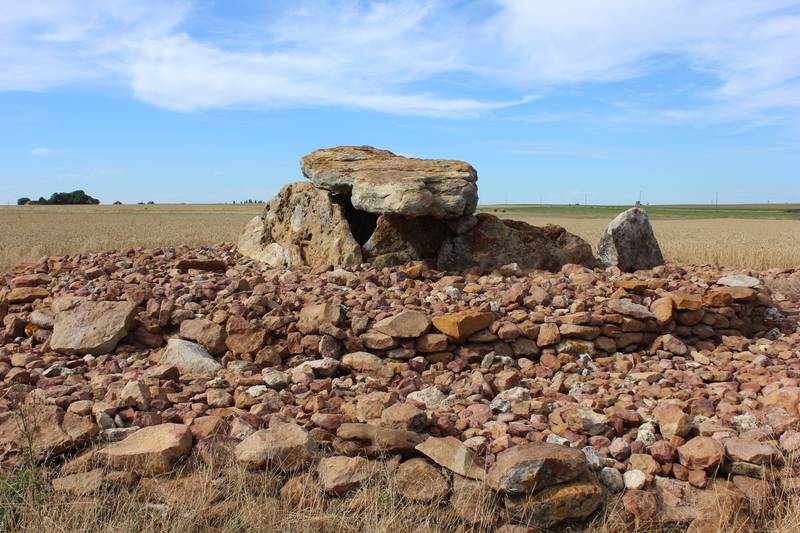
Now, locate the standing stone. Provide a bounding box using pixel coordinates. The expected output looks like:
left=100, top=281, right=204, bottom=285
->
left=301, top=145, right=478, bottom=219
left=237, top=182, right=362, bottom=268
left=50, top=297, right=138, bottom=355
left=597, top=207, right=664, bottom=272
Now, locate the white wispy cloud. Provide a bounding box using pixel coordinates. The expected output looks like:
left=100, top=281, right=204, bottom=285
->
left=1, top=0, right=799, bottom=120
left=29, top=147, right=56, bottom=156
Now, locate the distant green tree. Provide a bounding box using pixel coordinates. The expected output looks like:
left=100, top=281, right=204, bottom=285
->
left=113, top=201, right=122, bottom=205
left=24, top=190, right=100, bottom=205
left=16, top=197, right=31, bottom=205
left=146, top=201, right=155, bottom=205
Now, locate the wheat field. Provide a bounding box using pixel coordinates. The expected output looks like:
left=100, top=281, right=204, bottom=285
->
left=1, top=204, right=799, bottom=272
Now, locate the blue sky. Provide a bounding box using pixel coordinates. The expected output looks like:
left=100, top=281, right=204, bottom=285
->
left=1, top=0, right=799, bottom=205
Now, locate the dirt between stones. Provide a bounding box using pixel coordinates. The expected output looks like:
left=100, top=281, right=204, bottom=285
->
left=1, top=243, right=800, bottom=530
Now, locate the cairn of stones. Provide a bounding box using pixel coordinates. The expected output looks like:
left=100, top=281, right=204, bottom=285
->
left=1, top=146, right=797, bottom=531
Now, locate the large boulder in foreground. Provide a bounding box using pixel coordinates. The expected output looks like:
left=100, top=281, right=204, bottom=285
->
left=597, top=207, right=664, bottom=272
left=437, top=214, right=594, bottom=272
left=95, top=423, right=192, bottom=474
left=237, top=182, right=362, bottom=268
left=235, top=421, right=317, bottom=471
left=301, top=146, right=478, bottom=219
left=50, top=297, right=137, bottom=355
left=487, top=442, right=589, bottom=494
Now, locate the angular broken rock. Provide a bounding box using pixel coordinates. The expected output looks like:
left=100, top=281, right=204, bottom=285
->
left=237, top=182, right=362, bottom=268
left=654, top=403, right=692, bottom=439
left=678, top=436, right=724, bottom=470
left=724, top=439, right=783, bottom=466
left=336, top=423, right=426, bottom=455
left=179, top=318, right=226, bottom=354
left=7, top=286, right=49, bottom=304
left=235, top=421, right=317, bottom=471
left=95, top=423, right=192, bottom=475
left=717, top=275, right=760, bottom=288
left=372, top=310, right=431, bottom=338
left=160, top=338, right=222, bottom=375
left=432, top=310, right=495, bottom=340
left=317, top=455, right=372, bottom=496
left=437, top=214, right=594, bottom=272
left=504, top=478, right=604, bottom=528
left=395, top=458, right=449, bottom=502
left=50, top=297, right=137, bottom=355
left=415, top=436, right=486, bottom=480
left=0, top=406, right=93, bottom=461
left=298, top=302, right=341, bottom=334
left=52, top=468, right=105, bottom=496
left=605, top=299, right=655, bottom=320
left=451, top=475, right=498, bottom=527
left=341, top=351, right=393, bottom=379
left=597, top=207, right=664, bottom=272
left=487, top=442, right=588, bottom=494
left=301, top=145, right=478, bottom=219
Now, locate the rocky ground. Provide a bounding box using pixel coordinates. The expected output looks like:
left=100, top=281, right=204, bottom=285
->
left=2, top=244, right=800, bottom=531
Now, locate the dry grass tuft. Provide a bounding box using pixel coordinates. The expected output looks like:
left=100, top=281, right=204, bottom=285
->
left=3, top=446, right=800, bottom=533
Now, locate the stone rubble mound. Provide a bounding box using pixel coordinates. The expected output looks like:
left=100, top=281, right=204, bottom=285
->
left=239, top=146, right=595, bottom=271
left=2, top=245, right=800, bottom=529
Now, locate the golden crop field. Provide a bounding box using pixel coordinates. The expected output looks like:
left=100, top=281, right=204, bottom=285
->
left=1, top=204, right=799, bottom=272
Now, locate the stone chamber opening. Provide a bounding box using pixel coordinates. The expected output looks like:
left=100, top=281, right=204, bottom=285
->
left=332, top=193, right=379, bottom=246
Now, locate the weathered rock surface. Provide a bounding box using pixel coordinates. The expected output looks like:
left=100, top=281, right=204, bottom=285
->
left=597, top=207, right=664, bottom=272
left=237, top=182, right=362, bottom=268
left=504, top=478, right=604, bottom=528
left=235, top=421, right=316, bottom=471
left=415, top=436, right=486, bottom=480
left=395, top=458, right=449, bottom=502
left=437, top=214, right=594, bottom=272
left=301, top=145, right=478, bottom=219
left=362, top=214, right=450, bottom=267
left=317, top=455, right=371, bottom=495
left=487, top=442, right=588, bottom=494
left=160, top=338, right=222, bottom=375
left=50, top=297, right=137, bottom=355
left=432, top=310, right=495, bottom=340
left=95, top=423, right=192, bottom=475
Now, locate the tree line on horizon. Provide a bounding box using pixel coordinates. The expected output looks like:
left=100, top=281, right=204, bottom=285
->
left=17, top=190, right=100, bottom=205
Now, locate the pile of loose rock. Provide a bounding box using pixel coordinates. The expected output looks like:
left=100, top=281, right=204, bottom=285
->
left=238, top=146, right=600, bottom=272
left=2, top=238, right=800, bottom=529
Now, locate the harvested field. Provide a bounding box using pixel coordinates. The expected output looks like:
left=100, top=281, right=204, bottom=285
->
left=0, top=204, right=261, bottom=272
left=3, top=204, right=799, bottom=272
left=508, top=216, right=800, bottom=271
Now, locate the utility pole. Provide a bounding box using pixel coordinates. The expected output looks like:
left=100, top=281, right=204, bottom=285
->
left=715, top=192, right=719, bottom=209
